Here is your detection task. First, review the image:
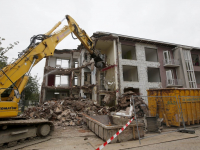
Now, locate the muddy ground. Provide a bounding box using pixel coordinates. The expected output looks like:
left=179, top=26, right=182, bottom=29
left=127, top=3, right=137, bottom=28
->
left=6, top=125, right=200, bottom=150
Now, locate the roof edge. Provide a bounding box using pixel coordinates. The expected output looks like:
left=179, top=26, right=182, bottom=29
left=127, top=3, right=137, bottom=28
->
left=94, top=31, right=200, bottom=50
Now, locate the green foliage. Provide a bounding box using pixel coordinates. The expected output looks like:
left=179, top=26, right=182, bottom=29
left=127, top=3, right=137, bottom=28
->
left=0, top=37, right=19, bottom=69
left=0, top=37, right=8, bottom=69
left=23, top=75, right=40, bottom=101
left=0, top=37, right=39, bottom=102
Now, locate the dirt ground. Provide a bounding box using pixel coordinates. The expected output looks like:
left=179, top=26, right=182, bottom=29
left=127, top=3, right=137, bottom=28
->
left=7, top=125, right=200, bottom=150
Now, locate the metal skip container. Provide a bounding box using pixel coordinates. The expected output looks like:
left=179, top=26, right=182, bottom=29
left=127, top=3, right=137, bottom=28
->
left=147, top=89, right=200, bottom=126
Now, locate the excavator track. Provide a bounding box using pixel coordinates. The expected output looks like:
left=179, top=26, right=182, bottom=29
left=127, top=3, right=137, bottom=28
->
left=0, top=118, right=54, bottom=149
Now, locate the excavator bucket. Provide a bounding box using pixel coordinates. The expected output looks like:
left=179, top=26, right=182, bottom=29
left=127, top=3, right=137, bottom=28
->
left=90, top=52, right=106, bottom=69
left=94, top=57, right=105, bottom=68
left=95, top=61, right=105, bottom=68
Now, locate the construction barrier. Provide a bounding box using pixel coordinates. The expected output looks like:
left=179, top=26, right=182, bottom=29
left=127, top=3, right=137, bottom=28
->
left=96, top=117, right=134, bottom=150
left=147, top=88, right=200, bottom=127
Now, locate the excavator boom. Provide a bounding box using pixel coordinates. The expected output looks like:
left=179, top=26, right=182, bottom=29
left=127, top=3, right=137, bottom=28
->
left=0, top=15, right=104, bottom=148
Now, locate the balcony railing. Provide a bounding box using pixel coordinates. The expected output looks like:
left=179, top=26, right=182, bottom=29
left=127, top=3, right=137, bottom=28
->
left=163, top=59, right=180, bottom=67
left=166, top=79, right=182, bottom=87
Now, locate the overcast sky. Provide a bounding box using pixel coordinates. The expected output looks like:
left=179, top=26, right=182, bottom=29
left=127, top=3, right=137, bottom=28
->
left=0, top=0, right=200, bottom=88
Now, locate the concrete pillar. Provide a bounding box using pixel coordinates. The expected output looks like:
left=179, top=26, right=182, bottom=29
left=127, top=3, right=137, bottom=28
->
left=174, top=47, right=189, bottom=88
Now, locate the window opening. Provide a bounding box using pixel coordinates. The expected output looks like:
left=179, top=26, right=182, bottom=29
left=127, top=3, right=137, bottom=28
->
left=166, top=70, right=174, bottom=85
left=55, top=75, right=69, bottom=87
left=121, top=45, right=136, bottom=60
left=191, top=54, right=199, bottom=66
left=123, top=66, right=138, bottom=81
left=145, top=48, right=158, bottom=62
left=75, top=62, right=78, bottom=68
left=56, top=59, right=69, bottom=69
left=147, top=67, right=161, bottom=82
left=74, top=76, right=78, bottom=85
left=163, top=51, right=171, bottom=64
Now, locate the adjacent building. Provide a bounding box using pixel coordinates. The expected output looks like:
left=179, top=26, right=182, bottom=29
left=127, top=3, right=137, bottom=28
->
left=40, top=32, right=200, bottom=104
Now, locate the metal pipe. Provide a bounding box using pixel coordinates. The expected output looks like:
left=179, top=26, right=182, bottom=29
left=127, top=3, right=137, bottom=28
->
left=26, top=58, right=36, bottom=76
left=61, top=17, right=66, bottom=22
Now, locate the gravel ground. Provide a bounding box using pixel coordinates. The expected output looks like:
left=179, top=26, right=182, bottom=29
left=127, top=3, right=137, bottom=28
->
left=10, top=125, right=200, bottom=150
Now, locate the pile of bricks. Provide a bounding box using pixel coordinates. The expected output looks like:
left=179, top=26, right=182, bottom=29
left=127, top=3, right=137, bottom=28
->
left=22, top=92, right=148, bottom=127
left=118, top=91, right=149, bottom=118
left=22, top=99, right=113, bottom=127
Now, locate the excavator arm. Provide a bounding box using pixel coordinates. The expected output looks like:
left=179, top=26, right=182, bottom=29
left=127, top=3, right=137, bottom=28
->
left=0, top=15, right=104, bottom=118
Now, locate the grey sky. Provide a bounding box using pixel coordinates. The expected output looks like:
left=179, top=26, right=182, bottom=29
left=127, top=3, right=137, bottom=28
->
left=0, top=0, right=200, bottom=88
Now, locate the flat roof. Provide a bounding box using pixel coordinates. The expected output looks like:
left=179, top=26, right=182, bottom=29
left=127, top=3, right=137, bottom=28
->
left=94, top=31, right=200, bottom=50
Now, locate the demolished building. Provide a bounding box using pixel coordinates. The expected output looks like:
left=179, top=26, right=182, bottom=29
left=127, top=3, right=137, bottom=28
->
left=40, top=32, right=200, bottom=105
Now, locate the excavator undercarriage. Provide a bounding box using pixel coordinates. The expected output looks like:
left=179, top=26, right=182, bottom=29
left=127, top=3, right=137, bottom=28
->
left=0, top=118, right=54, bottom=148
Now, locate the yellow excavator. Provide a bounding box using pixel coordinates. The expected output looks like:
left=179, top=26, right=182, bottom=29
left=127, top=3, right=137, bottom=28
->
left=0, top=15, right=105, bottom=147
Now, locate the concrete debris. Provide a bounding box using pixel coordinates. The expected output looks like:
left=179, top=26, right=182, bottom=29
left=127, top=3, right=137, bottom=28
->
left=118, top=91, right=149, bottom=118
left=102, top=94, right=111, bottom=104
left=23, top=91, right=148, bottom=127
left=22, top=99, right=114, bottom=127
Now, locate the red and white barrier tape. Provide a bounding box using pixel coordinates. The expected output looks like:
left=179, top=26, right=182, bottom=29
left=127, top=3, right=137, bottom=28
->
left=96, top=117, right=134, bottom=150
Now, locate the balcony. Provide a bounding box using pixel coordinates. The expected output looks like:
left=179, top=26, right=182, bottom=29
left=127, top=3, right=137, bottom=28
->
left=166, top=79, right=183, bottom=87
left=163, top=59, right=180, bottom=67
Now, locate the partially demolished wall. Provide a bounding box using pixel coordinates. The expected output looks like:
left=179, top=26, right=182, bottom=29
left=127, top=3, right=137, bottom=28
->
left=40, top=32, right=181, bottom=106
left=40, top=49, right=96, bottom=103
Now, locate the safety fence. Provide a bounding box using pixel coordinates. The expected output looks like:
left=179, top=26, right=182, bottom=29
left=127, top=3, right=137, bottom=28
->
left=94, top=95, right=199, bottom=149
left=177, top=96, right=200, bottom=127
left=137, top=95, right=200, bottom=127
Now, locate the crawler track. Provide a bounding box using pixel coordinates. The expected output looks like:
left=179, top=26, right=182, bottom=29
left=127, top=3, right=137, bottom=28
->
left=0, top=118, right=54, bottom=149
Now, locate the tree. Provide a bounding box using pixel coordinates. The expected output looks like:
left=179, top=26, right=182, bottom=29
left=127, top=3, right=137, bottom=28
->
left=0, top=37, right=19, bottom=69
left=23, top=75, right=40, bottom=101
left=0, top=37, right=39, bottom=102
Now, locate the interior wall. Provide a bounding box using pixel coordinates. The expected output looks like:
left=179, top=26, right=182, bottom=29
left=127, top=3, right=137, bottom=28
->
left=96, top=40, right=116, bottom=91
left=84, top=72, right=91, bottom=85
left=124, top=87, right=140, bottom=95
left=105, top=44, right=116, bottom=87
left=48, top=74, right=55, bottom=86
left=48, top=57, right=56, bottom=67
left=45, top=91, right=56, bottom=101
left=72, top=58, right=78, bottom=68
left=48, top=53, right=71, bottom=68
left=77, top=74, right=81, bottom=86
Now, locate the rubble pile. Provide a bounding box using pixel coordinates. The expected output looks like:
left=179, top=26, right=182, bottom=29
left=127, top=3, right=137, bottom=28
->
left=23, top=91, right=148, bottom=126
left=118, top=91, right=149, bottom=118
left=22, top=99, right=114, bottom=127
